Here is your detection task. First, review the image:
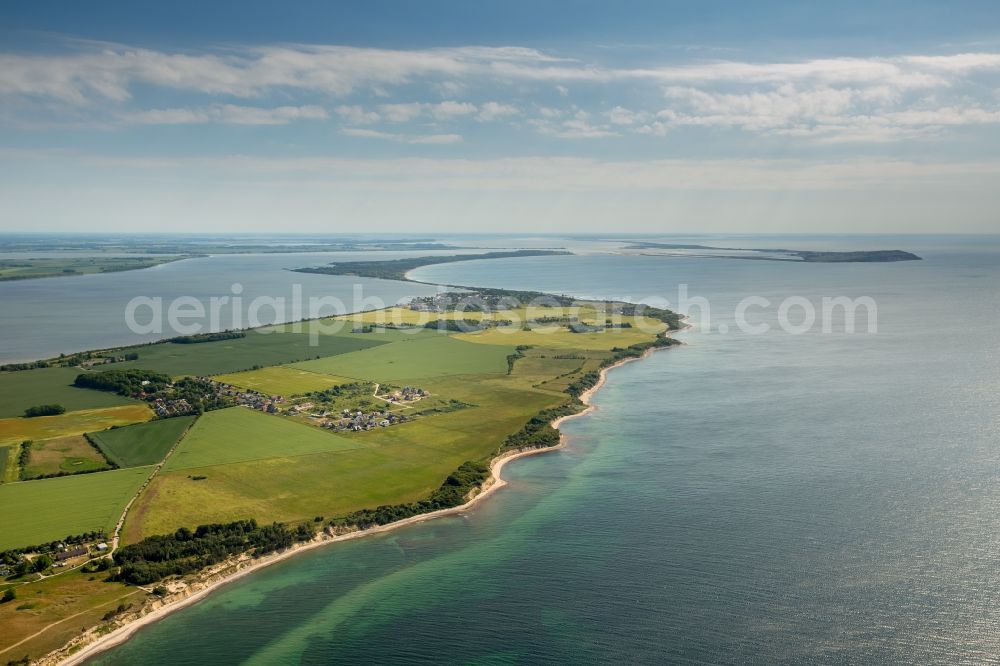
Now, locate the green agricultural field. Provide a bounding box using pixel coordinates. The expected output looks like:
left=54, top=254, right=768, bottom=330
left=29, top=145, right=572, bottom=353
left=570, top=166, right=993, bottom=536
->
left=127, top=372, right=565, bottom=540
left=96, top=329, right=388, bottom=377
left=0, top=366, right=138, bottom=418
left=88, top=415, right=196, bottom=468
left=0, top=467, right=151, bottom=550
left=0, top=445, right=9, bottom=482
left=291, top=334, right=514, bottom=382
left=22, top=435, right=110, bottom=478
left=213, top=366, right=354, bottom=397
left=454, top=320, right=664, bottom=351
left=0, top=405, right=153, bottom=446
left=163, top=407, right=363, bottom=471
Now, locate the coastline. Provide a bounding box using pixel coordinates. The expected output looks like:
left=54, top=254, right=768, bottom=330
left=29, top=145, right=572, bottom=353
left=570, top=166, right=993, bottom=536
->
left=49, top=340, right=672, bottom=666
left=48, top=317, right=690, bottom=666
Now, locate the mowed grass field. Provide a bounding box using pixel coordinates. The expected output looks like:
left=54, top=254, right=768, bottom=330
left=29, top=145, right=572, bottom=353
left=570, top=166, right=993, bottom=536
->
left=0, top=467, right=151, bottom=550
left=0, top=367, right=137, bottom=418
left=23, top=435, right=110, bottom=478
left=164, top=407, right=362, bottom=471
left=213, top=366, right=354, bottom=397
left=98, top=330, right=387, bottom=377
left=88, top=415, right=196, bottom=468
left=291, top=334, right=514, bottom=382
left=0, top=405, right=153, bottom=446
left=127, top=372, right=566, bottom=540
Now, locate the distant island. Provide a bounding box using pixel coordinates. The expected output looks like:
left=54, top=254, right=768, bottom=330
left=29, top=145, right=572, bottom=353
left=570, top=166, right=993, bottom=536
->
left=621, top=242, right=922, bottom=263
left=293, top=249, right=573, bottom=281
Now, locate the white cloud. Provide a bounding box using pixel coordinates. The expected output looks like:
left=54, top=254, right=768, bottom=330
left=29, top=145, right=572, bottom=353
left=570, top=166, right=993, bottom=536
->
left=341, top=128, right=462, bottom=144
left=121, top=104, right=328, bottom=125
left=430, top=100, right=477, bottom=119
left=375, top=101, right=476, bottom=122
left=335, top=105, right=379, bottom=124
left=2, top=41, right=1000, bottom=144
left=7, top=43, right=998, bottom=107
left=605, top=106, right=648, bottom=125
left=477, top=101, right=518, bottom=121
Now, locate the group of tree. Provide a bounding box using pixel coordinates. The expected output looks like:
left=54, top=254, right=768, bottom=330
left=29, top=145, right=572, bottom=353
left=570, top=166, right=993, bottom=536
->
left=499, top=404, right=579, bottom=454
left=168, top=330, right=246, bottom=344
left=74, top=368, right=171, bottom=396
left=111, top=519, right=312, bottom=585
left=23, top=404, right=65, bottom=417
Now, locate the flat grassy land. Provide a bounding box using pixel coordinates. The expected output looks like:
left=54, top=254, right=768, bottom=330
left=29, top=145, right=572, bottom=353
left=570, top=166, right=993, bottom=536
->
left=97, top=330, right=387, bottom=377
left=88, top=416, right=196, bottom=468
left=163, top=407, right=363, bottom=471
left=0, top=405, right=153, bottom=446
left=291, top=334, right=514, bottom=382
left=213, top=366, right=354, bottom=397
left=0, top=445, right=9, bottom=482
left=127, top=372, right=566, bottom=540
left=0, top=467, right=151, bottom=550
left=0, top=367, right=138, bottom=418
left=22, top=435, right=110, bottom=479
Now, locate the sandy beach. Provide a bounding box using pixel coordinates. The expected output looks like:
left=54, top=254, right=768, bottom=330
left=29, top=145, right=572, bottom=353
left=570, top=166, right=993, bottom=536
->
left=51, top=338, right=679, bottom=666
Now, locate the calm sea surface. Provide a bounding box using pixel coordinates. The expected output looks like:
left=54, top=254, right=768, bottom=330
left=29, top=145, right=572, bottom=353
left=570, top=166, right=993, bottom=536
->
left=80, top=236, right=1000, bottom=664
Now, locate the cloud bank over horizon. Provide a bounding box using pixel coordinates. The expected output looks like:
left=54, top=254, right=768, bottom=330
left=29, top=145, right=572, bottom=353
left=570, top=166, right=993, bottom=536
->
left=2, top=3, right=999, bottom=234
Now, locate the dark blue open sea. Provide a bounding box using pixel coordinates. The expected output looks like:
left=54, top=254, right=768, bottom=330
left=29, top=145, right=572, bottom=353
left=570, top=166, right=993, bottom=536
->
left=85, top=236, right=1000, bottom=665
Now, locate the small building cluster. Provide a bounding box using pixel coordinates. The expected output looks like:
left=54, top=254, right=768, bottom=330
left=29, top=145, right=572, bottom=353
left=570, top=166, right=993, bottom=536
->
left=151, top=396, right=192, bottom=418
left=325, top=409, right=409, bottom=431
left=208, top=379, right=284, bottom=413
left=385, top=386, right=428, bottom=403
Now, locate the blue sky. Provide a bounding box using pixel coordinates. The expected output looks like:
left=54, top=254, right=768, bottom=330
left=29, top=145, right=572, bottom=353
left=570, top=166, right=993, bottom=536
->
left=2, top=0, right=999, bottom=233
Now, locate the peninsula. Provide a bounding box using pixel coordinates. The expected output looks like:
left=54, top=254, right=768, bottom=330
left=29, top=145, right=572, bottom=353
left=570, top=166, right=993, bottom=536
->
left=0, top=254, right=679, bottom=664
left=0, top=256, right=191, bottom=282
left=292, top=249, right=572, bottom=281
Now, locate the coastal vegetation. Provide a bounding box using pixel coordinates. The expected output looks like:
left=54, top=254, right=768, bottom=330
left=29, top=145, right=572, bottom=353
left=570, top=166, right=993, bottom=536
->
left=112, top=519, right=313, bottom=585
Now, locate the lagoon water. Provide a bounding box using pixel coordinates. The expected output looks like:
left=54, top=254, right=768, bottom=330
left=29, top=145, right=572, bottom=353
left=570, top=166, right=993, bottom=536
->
left=85, top=236, right=1000, bottom=664
left=0, top=251, right=461, bottom=363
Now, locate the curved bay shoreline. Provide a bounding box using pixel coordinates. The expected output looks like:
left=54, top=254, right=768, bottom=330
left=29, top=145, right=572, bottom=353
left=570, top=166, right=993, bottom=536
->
left=48, top=343, right=673, bottom=666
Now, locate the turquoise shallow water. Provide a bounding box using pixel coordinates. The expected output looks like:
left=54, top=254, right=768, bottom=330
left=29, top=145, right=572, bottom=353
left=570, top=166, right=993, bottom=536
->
left=89, top=237, right=1000, bottom=664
